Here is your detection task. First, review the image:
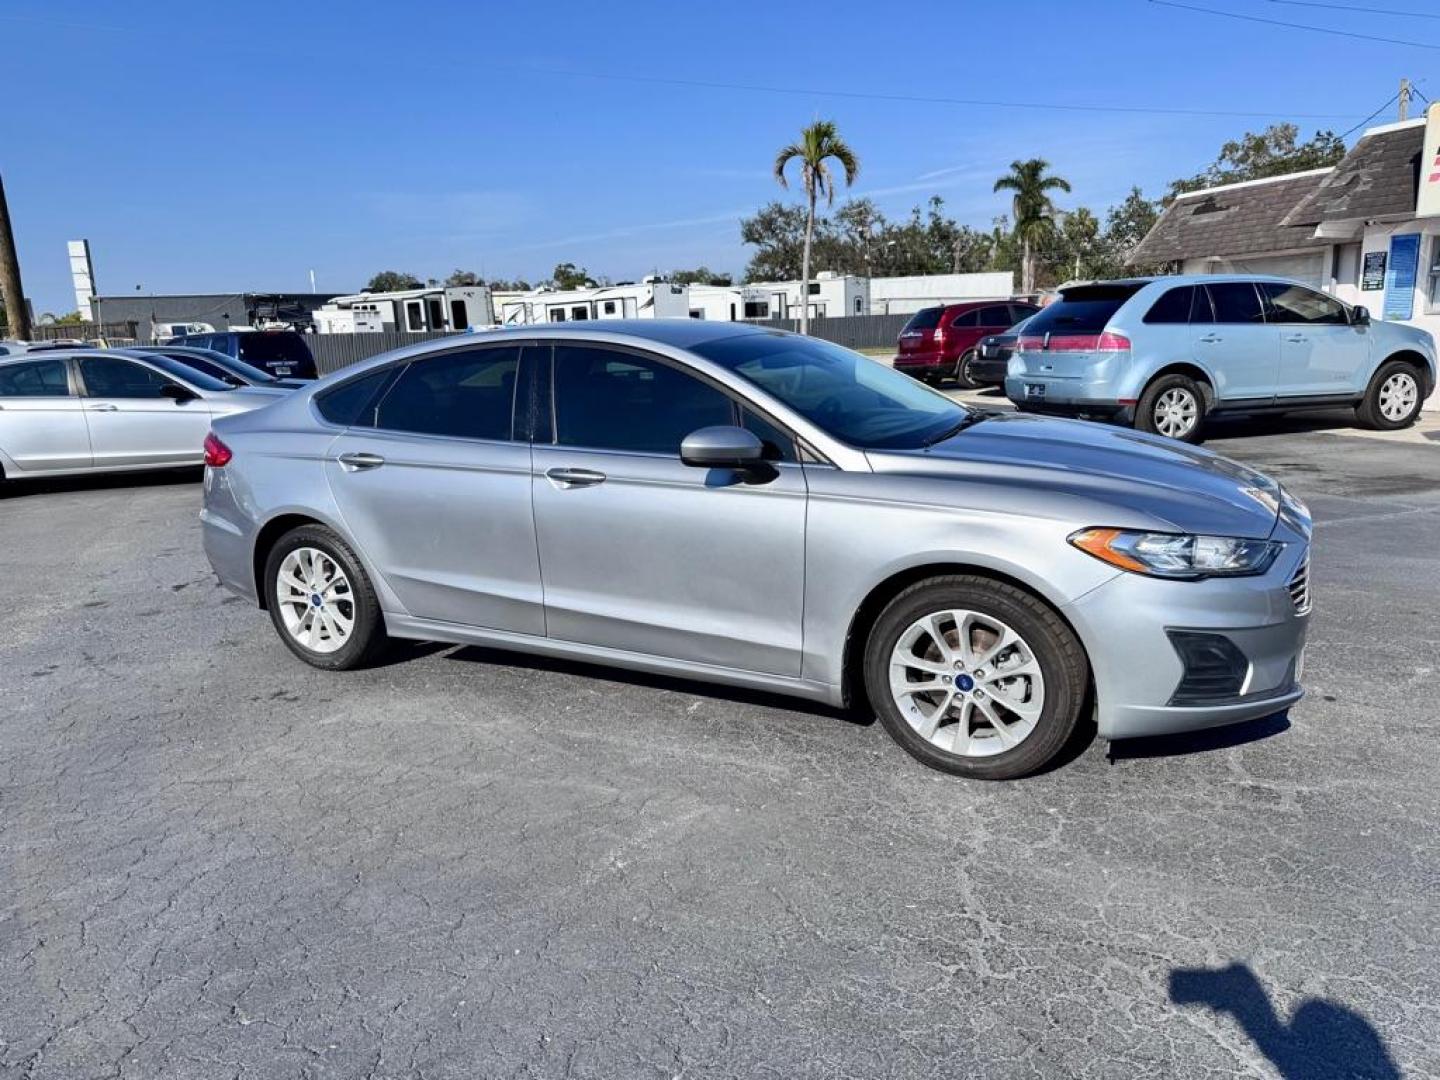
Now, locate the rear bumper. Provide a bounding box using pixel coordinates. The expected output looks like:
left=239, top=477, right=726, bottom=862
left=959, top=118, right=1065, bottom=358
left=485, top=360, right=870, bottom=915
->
left=968, top=357, right=1010, bottom=385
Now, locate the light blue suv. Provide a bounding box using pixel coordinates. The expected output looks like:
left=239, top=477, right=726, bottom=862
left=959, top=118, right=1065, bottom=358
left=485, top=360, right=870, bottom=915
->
left=1005, top=275, right=1436, bottom=442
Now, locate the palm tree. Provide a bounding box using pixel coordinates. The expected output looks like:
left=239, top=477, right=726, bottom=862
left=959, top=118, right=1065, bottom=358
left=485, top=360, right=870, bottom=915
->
left=774, top=120, right=859, bottom=334
left=993, top=159, right=1072, bottom=295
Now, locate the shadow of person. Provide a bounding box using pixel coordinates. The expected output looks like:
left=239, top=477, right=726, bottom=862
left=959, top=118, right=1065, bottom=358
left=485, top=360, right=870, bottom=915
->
left=1169, top=963, right=1399, bottom=1079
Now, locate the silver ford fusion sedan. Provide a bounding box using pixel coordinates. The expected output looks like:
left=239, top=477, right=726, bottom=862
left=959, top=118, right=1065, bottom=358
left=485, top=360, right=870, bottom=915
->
left=201, top=321, right=1311, bottom=779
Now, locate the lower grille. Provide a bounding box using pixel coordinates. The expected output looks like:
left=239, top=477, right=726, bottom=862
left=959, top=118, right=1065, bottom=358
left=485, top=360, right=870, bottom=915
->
left=1288, top=556, right=1312, bottom=615
left=1167, top=631, right=1250, bottom=706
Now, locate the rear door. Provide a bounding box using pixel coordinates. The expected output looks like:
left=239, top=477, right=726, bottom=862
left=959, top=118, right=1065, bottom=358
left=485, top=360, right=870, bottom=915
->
left=76, top=354, right=211, bottom=468
left=1258, top=281, right=1365, bottom=399
left=530, top=342, right=808, bottom=677
left=322, top=343, right=544, bottom=635
left=0, top=357, right=92, bottom=473
left=1196, top=282, right=1280, bottom=405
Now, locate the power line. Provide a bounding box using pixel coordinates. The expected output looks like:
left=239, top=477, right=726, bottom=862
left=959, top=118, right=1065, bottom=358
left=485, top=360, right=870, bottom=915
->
left=1264, top=0, right=1440, bottom=19
left=1339, top=91, right=1402, bottom=138
left=504, top=63, right=1360, bottom=121
left=1150, top=0, right=1440, bottom=50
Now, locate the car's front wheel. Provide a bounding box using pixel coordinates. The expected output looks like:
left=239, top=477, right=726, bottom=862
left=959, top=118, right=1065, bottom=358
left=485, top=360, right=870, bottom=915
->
left=1357, top=359, right=1424, bottom=430
left=1136, top=373, right=1207, bottom=443
left=953, top=350, right=980, bottom=389
left=863, top=575, right=1088, bottom=779
left=263, top=524, right=389, bottom=670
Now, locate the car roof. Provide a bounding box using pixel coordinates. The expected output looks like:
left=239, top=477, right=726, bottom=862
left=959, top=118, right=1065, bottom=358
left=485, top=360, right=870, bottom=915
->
left=1058, top=273, right=1327, bottom=292
left=485, top=318, right=778, bottom=349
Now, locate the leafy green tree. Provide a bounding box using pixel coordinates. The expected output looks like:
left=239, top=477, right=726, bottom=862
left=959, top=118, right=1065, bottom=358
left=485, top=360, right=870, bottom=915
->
left=993, top=159, right=1071, bottom=294
left=365, top=270, right=422, bottom=292
left=487, top=278, right=532, bottom=292
left=550, top=262, right=595, bottom=290
left=40, top=310, right=86, bottom=325
left=669, top=267, right=734, bottom=286
left=1105, top=187, right=1164, bottom=275
left=444, top=269, right=483, bottom=286
left=773, top=119, right=860, bottom=333
left=1168, top=124, right=1344, bottom=198
left=741, top=202, right=813, bottom=282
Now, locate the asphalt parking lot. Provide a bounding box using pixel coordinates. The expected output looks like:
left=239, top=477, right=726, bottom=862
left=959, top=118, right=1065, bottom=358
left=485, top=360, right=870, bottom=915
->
left=4, top=410, right=1439, bottom=1079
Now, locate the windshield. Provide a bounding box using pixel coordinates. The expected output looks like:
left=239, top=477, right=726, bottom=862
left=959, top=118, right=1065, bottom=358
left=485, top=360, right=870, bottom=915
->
left=140, top=354, right=234, bottom=392
left=691, top=332, right=969, bottom=450
left=169, top=348, right=277, bottom=384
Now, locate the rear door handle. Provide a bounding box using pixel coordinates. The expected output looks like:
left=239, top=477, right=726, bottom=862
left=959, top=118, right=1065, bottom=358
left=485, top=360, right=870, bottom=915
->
left=545, top=466, right=607, bottom=488
left=337, top=451, right=386, bottom=472
left=88, top=403, right=119, bottom=412
left=1285, top=334, right=1307, bottom=343
left=1198, top=334, right=1223, bottom=344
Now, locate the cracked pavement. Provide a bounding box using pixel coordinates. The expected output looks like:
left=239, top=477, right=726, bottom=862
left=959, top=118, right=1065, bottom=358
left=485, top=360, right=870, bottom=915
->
left=2, top=415, right=1438, bottom=1079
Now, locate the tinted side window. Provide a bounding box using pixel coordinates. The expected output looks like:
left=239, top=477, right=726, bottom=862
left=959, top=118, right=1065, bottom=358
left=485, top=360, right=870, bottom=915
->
left=0, top=358, right=69, bottom=397
left=1206, top=283, right=1265, bottom=324
left=315, top=367, right=395, bottom=427
left=1008, top=304, right=1039, bottom=325
left=1259, top=282, right=1348, bottom=325
left=79, top=356, right=173, bottom=398
left=950, top=309, right=981, bottom=327
left=373, top=347, right=520, bottom=440
left=553, top=345, right=734, bottom=455
left=742, top=407, right=797, bottom=463
left=978, top=306, right=1012, bottom=327
left=1143, top=286, right=1195, bottom=324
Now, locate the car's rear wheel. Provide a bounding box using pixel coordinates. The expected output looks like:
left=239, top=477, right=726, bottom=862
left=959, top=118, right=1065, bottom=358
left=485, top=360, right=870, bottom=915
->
left=263, top=524, right=388, bottom=670
left=863, top=575, right=1088, bottom=779
left=1136, top=373, right=1206, bottom=443
left=1356, top=359, right=1423, bottom=430
left=953, top=350, right=980, bottom=389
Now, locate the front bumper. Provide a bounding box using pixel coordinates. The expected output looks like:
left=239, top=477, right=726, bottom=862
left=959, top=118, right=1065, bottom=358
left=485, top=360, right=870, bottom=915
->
left=1064, top=540, right=1310, bottom=740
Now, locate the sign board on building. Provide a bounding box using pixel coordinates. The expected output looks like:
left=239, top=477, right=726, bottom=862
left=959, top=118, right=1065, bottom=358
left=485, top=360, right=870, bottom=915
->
left=1361, top=251, right=1386, bottom=290
left=1417, top=101, right=1440, bottom=219
left=67, top=240, right=96, bottom=321
left=1383, top=233, right=1421, bottom=320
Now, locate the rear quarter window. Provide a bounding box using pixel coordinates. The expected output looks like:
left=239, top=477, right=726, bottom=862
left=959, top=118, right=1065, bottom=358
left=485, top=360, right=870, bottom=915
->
left=1024, top=284, right=1144, bottom=335
left=314, top=367, right=394, bottom=427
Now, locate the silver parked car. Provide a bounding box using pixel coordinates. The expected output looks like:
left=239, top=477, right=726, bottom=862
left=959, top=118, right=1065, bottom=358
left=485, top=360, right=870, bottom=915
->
left=0, top=349, right=284, bottom=481
left=201, top=322, right=1311, bottom=779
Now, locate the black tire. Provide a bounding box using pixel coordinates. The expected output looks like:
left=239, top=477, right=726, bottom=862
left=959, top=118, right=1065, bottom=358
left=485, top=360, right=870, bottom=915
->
left=1136, top=372, right=1207, bottom=443
left=863, top=575, right=1088, bottom=780
left=953, top=350, right=980, bottom=389
left=262, top=524, right=389, bottom=670
left=1356, top=358, right=1424, bottom=430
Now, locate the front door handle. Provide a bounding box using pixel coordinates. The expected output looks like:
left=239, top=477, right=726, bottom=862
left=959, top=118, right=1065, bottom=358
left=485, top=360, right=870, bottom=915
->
left=88, top=403, right=119, bottom=412
left=1285, top=334, right=1307, bottom=343
left=337, top=451, right=386, bottom=472
left=545, top=466, right=607, bottom=488
left=1198, top=333, right=1223, bottom=344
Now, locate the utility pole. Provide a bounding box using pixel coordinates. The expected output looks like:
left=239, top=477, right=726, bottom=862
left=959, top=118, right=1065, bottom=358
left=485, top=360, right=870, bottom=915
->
left=0, top=173, right=32, bottom=341
left=1400, top=78, right=1412, bottom=122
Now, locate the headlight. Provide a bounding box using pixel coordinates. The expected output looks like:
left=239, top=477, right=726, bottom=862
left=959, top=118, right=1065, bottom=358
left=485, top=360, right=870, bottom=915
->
left=1068, top=527, right=1282, bottom=579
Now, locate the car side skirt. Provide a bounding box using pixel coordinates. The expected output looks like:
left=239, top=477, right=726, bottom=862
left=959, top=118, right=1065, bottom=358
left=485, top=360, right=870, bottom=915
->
left=384, top=613, right=843, bottom=707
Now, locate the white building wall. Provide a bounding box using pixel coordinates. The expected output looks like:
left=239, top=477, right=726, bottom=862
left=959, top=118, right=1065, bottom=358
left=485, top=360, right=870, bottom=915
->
left=869, top=272, right=1013, bottom=314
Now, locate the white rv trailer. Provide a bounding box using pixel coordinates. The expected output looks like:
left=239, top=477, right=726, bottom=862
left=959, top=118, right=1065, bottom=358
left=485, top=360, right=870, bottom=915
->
left=312, top=286, right=494, bottom=334
left=687, top=272, right=870, bottom=321
left=494, top=279, right=689, bottom=325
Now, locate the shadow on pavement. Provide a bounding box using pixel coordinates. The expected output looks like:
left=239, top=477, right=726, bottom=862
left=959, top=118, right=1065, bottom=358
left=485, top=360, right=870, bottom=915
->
left=1107, top=711, right=1290, bottom=761
left=0, top=467, right=203, bottom=499
left=1170, top=963, right=1399, bottom=1079
left=441, top=643, right=867, bottom=725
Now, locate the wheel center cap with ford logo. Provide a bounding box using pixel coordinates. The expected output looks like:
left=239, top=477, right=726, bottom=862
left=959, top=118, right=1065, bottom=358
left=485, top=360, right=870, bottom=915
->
left=956, top=673, right=975, bottom=692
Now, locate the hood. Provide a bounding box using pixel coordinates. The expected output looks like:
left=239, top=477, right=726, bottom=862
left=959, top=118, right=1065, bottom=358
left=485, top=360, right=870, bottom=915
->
left=868, top=412, right=1283, bottom=539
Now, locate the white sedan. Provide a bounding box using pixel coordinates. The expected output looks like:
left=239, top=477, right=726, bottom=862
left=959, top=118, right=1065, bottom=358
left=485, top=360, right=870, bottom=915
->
left=0, top=349, right=283, bottom=482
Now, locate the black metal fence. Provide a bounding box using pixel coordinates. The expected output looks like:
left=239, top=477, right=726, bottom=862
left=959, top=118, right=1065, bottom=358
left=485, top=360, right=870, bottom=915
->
left=755, top=312, right=909, bottom=350
left=306, top=315, right=912, bottom=376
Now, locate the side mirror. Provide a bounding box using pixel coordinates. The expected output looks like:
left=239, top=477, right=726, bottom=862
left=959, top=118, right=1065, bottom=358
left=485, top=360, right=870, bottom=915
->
left=680, top=425, right=765, bottom=469
left=1351, top=305, right=1371, bottom=327
left=161, top=383, right=197, bottom=403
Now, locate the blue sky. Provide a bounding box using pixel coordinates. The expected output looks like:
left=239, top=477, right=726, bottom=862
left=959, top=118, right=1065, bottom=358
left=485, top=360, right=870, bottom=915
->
left=2, top=0, right=1433, bottom=313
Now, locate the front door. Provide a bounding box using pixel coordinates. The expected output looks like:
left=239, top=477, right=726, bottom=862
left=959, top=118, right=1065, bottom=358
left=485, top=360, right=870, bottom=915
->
left=76, top=354, right=212, bottom=468
left=1259, top=281, right=1367, bottom=398
left=0, top=357, right=92, bottom=473
left=323, top=343, right=545, bottom=635
left=531, top=343, right=808, bottom=677
left=1195, top=282, right=1281, bottom=405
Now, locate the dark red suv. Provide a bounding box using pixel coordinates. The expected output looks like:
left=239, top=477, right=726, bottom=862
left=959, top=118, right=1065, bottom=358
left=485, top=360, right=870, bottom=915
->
left=893, top=300, right=1038, bottom=388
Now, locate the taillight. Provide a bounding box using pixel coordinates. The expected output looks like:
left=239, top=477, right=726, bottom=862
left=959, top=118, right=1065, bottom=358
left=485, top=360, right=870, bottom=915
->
left=204, top=432, right=232, bottom=468
left=934, top=327, right=947, bottom=346
left=1017, top=332, right=1130, bottom=353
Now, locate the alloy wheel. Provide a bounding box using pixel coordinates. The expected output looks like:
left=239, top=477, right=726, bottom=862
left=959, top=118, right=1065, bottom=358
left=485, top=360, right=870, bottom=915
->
left=1153, top=387, right=1198, bottom=438
left=275, top=547, right=355, bottom=654
left=888, top=609, right=1046, bottom=758
left=1378, top=372, right=1418, bottom=422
